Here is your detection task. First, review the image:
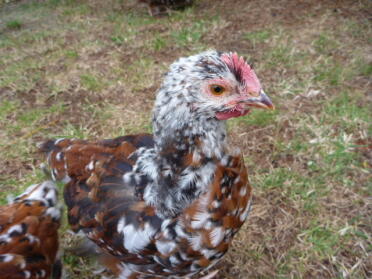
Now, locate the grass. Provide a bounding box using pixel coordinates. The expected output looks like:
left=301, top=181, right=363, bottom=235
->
left=171, top=20, right=207, bottom=46
left=313, top=32, right=340, bottom=54
left=80, top=73, right=105, bottom=92
left=243, top=29, right=272, bottom=45
left=6, top=19, right=22, bottom=29
left=231, top=109, right=278, bottom=127
left=0, top=0, right=371, bottom=278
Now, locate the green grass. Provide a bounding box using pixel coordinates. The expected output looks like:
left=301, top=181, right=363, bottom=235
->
left=243, top=29, right=272, bottom=46
left=0, top=100, right=20, bottom=120
left=65, top=49, right=79, bottom=58
left=231, top=109, right=278, bottom=127
left=303, top=224, right=340, bottom=258
left=80, top=73, right=105, bottom=92
left=325, top=92, right=370, bottom=122
left=111, top=34, right=127, bottom=46
left=313, top=60, right=345, bottom=85
left=6, top=19, right=22, bottom=29
left=356, top=59, right=372, bottom=76
left=313, top=32, right=339, bottom=54
left=151, top=33, right=168, bottom=51
left=172, top=20, right=209, bottom=47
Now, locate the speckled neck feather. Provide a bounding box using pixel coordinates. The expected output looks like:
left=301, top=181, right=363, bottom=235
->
left=152, top=51, right=230, bottom=159
left=136, top=51, right=244, bottom=217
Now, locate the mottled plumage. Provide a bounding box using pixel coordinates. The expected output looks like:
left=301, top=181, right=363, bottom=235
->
left=0, top=181, right=61, bottom=279
left=41, top=50, right=274, bottom=278
left=139, top=0, right=193, bottom=16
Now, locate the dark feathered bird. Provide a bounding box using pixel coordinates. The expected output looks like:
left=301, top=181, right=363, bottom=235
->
left=139, top=0, right=194, bottom=16
left=40, top=50, right=274, bottom=278
left=0, top=181, right=62, bottom=279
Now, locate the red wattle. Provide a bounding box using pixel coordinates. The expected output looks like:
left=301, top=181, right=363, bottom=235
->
left=215, top=106, right=250, bottom=120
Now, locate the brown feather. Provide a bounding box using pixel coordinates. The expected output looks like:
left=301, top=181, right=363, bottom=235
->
left=0, top=182, right=61, bottom=279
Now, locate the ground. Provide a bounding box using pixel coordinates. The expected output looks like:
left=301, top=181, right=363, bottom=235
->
left=0, top=0, right=371, bottom=278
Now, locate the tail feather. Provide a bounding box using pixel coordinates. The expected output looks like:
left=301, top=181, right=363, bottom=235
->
left=38, top=134, right=153, bottom=183
left=38, top=138, right=93, bottom=182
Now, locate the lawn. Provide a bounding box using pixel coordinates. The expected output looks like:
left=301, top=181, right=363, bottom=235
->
left=0, top=0, right=371, bottom=278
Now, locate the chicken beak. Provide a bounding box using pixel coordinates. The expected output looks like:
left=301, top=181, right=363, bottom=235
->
left=245, top=90, right=275, bottom=110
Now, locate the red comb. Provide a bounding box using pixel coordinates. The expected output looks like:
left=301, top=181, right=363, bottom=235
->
left=221, top=52, right=261, bottom=93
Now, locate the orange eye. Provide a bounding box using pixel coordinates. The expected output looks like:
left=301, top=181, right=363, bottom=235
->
left=210, top=84, right=225, bottom=95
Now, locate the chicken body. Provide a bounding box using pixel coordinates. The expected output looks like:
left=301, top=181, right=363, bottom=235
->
left=0, top=181, right=61, bottom=279
left=41, top=51, right=274, bottom=278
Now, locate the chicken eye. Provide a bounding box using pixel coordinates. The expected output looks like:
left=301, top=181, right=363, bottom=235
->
left=210, top=84, right=225, bottom=95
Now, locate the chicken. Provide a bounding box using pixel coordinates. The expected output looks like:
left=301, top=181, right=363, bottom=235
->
left=0, top=181, right=62, bottom=279
left=138, top=0, right=193, bottom=16
left=40, top=50, right=274, bottom=278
